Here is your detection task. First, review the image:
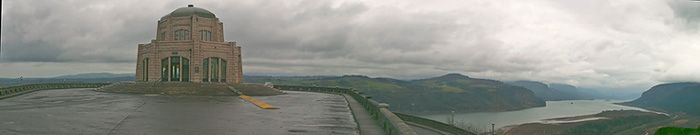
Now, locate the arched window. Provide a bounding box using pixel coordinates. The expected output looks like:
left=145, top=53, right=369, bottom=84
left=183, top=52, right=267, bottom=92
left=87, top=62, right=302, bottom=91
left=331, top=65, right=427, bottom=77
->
left=200, top=30, right=212, bottom=41
left=174, top=29, right=190, bottom=40
left=161, top=56, right=190, bottom=82
left=202, top=57, right=227, bottom=82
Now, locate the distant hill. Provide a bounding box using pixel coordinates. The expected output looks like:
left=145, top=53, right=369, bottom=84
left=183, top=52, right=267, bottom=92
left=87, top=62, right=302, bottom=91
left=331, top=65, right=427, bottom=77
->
left=548, top=83, right=579, bottom=95
left=507, top=81, right=577, bottom=101
left=506, top=81, right=605, bottom=101
left=53, top=73, right=133, bottom=79
left=622, top=82, right=700, bottom=116
left=0, top=73, right=134, bottom=87
left=245, top=73, right=545, bottom=114
left=549, top=83, right=620, bottom=100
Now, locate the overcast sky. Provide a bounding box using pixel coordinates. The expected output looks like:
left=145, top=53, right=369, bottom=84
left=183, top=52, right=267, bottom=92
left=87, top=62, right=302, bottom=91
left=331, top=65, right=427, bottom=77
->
left=1, top=0, right=699, bottom=89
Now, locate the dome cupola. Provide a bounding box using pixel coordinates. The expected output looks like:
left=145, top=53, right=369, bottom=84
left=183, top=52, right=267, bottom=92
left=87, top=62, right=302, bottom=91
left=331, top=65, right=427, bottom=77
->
left=163, top=4, right=216, bottom=19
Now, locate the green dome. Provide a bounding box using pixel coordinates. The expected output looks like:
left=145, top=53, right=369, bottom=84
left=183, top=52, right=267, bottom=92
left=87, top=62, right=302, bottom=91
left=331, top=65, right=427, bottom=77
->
left=164, top=5, right=216, bottom=19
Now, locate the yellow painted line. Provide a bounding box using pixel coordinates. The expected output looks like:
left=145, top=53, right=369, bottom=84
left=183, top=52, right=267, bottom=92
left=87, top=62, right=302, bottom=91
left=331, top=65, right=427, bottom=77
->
left=239, top=95, right=278, bottom=109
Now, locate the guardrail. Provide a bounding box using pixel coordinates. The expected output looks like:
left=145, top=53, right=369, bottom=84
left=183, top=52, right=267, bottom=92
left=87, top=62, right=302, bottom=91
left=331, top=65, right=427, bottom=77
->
left=274, top=85, right=418, bottom=135
left=394, top=112, right=476, bottom=135
left=0, top=83, right=109, bottom=99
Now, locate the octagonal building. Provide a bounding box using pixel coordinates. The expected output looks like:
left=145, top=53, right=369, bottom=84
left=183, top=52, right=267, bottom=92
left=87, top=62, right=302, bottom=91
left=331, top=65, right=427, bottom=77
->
left=135, top=5, right=242, bottom=83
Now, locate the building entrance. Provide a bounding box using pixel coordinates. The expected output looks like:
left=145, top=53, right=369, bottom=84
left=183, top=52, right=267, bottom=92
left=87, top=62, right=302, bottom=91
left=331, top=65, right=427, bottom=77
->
left=161, top=56, right=190, bottom=82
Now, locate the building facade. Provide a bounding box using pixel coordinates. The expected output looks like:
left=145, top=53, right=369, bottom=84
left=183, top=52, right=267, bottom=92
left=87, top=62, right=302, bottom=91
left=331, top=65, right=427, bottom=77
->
left=135, top=5, right=242, bottom=83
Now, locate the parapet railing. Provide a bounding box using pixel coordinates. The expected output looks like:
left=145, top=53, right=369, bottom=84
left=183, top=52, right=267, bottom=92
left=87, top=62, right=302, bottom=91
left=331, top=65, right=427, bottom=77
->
left=0, top=83, right=109, bottom=99
left=394, top=112, right=476, bottom=135
left=274, top=85, right=418, bottom=135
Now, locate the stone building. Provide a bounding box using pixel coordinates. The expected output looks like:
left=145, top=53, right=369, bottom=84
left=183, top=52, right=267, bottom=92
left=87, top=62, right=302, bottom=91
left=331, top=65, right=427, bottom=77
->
left=135, top=5, right=242, bottom=83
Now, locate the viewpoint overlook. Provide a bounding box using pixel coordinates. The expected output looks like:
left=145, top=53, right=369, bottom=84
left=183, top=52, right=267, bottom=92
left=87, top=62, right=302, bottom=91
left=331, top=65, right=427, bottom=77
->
left=2, top=1, right=700, bottom=135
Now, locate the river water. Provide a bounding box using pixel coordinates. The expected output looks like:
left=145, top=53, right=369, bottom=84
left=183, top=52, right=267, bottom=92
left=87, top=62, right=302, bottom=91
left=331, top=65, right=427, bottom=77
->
left=421, top=100, right=652, bottom=131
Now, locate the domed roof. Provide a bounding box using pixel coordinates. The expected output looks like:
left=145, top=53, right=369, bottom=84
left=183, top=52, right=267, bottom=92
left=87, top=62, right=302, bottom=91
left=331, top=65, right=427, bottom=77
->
left=163, top=5, right=216, bottom=19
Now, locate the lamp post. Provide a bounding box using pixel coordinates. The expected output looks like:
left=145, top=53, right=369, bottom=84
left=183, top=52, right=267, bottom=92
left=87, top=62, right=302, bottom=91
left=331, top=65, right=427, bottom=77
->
left=491, top=123, right=495, bottom=135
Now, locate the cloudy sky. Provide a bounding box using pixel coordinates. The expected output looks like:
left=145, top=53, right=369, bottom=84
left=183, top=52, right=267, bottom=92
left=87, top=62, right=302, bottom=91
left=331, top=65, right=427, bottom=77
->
left=1, top=0, right=699, bottom=89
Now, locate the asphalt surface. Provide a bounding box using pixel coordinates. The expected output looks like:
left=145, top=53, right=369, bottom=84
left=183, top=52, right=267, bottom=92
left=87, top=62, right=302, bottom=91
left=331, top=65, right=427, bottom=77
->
left=0, top=88, right=358, bottom=135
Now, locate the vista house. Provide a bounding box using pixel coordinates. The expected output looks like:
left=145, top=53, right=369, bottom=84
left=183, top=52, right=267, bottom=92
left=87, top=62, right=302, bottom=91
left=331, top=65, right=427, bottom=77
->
left=135, top=5, right=243, bottom=83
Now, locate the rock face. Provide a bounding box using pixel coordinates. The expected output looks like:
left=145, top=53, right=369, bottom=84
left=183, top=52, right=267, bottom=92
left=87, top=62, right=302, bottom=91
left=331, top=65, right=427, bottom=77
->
left=623, top=82, right=700, bottom=116
left=246, top=74, right=546, bottom=114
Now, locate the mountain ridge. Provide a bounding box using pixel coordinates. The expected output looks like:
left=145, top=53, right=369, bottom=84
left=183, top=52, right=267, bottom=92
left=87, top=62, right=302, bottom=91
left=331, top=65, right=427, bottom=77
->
left=506, top=80, right=596, bottom=101
left=622, top=82, right=700, bottom=116
left=246, top=73, right=546, bottom=114
left=53, top=73, right=134, bottom=79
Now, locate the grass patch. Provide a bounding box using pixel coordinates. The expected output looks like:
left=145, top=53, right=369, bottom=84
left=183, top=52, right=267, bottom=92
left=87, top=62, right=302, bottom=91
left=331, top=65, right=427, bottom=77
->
left=655, top=126, right=700, bottom=135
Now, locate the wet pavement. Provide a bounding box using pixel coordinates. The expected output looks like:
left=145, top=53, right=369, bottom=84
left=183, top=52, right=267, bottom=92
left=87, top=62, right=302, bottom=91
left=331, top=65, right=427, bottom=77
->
left=0, top=88, right=358, bottom=135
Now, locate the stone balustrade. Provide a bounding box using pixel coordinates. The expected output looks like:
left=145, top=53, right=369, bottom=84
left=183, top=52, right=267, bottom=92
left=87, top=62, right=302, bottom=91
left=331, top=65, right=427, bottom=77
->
left=0, top=83, right=109, bottom=99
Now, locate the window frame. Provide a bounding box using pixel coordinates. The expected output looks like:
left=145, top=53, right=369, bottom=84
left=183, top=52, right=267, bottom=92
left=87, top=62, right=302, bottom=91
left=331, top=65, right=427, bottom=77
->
left=200, top=30, right=212, bottom=41
left=174, top=29, right=190, bottom=40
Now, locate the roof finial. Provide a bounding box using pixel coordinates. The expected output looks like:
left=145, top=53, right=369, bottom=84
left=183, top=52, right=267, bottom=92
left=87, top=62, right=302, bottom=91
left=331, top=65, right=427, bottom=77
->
left=188, top=4, right=194, bottom=7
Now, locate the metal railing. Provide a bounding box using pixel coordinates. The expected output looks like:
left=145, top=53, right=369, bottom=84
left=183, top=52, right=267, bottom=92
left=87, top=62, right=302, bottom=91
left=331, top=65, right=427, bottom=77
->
left=394, top=112, right=476, bottom=135
left=274, top=85, right=417, bottom=135
left=0, top=83, right=109, bottom=99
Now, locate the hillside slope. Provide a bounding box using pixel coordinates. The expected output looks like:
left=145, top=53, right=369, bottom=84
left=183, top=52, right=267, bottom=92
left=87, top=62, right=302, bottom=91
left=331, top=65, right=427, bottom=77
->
left=246, top=73, right=545, bottom=114
left=549, top=83, right=596, bottom=99
left=622, top=82, right=700, bottom=116
left=506, top=81, right=609, bottom=101
left=507, top=81, right=578, bottom=101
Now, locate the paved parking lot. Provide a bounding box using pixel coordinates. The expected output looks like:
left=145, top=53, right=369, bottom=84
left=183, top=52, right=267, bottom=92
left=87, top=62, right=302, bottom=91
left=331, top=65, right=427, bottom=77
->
left=0, top=88, right=357, bottom=135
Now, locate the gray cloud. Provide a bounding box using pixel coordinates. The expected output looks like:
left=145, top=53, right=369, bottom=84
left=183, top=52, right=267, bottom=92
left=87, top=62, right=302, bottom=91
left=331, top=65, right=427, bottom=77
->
left=2, top=0, right=700, bottom=89
left=1, top=0, right=167, bottom=63
left=669, top=0, right=700, bottom=29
